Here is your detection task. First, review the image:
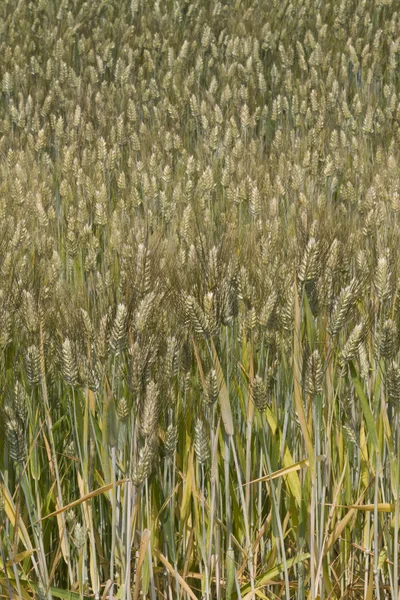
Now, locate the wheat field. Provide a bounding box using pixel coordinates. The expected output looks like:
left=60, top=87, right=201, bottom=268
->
left=1, top=0, right=400, bottom=599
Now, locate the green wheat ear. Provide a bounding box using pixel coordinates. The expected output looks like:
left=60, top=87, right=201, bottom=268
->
left=194, top=418, right=210, bottom=464
left=25, top=345, right=41, bottom=386
left=117, top=397, right=129, bottom=422
left=252, top=374, right=268, bottom=412
left=4, top=412, right=27, bottom=465
left=206, top=368, right=218, bottom=405
left=131, top=436, right=157, bottom=486
left=164, top=422, right=178, bottom=456
left=140, top=380, right=160, bottom=438
left=305, top=350, right=323, bottom=397
left=387, top=362, right=400, bottom=407
left=62, top=338, right=79, bottom=387
left=109, top=303, right=127, bottom=355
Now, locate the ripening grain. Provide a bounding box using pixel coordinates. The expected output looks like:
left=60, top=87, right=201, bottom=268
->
left=0, top=1, right=400, bottom=599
